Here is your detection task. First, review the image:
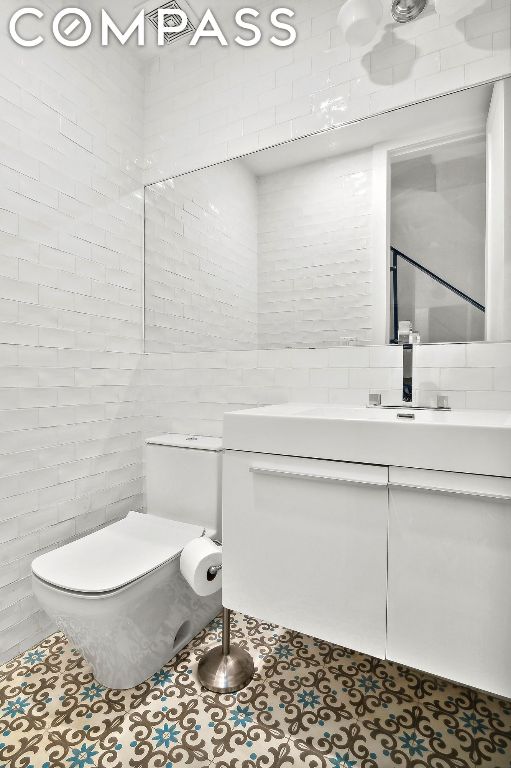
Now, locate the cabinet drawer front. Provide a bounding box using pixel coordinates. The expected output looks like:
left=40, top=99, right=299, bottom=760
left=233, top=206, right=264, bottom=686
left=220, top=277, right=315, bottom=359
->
left=389, top=466, right=511, bottom=501
left=249, top=459, right=388, bottom=488
left=387, top=474, right=511, bottom=698
left=223, top=452, right=388, bottom=659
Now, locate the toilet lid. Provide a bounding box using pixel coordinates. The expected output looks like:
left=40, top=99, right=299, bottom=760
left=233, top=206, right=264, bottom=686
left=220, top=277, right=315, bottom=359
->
left=31, top=512, right=204, bottom=595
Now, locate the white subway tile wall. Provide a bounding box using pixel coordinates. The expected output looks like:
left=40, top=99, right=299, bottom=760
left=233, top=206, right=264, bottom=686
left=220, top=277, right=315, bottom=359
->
left=258, top=150, right=373, bottom=347
left=141, top=0, right=511, bottom=439
left=0, top=1, right=145, bottom=661
left=1, top=0, right=510, bottom=660
left=141, top=342, right=511, bottom=441
left=144, top=0, right=511, bottom=183
left=145, top=163, right=258, bottom=352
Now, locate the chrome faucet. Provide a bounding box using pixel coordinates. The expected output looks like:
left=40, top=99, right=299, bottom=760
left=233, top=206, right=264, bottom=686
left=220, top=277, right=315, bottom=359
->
left=398, top=322, right=420, bottom=404
left=402, top=343, right=413, bottom=402
left=368, top=323, right=453, bottom=411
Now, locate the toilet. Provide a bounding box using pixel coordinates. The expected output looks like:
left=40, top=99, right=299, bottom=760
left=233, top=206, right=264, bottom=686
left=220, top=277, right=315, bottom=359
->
left=31, top=434, right=223, bottom=689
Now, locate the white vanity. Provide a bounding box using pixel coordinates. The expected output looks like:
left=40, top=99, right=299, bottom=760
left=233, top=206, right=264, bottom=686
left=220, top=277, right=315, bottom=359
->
left=222, top=403, right=511, bottom=699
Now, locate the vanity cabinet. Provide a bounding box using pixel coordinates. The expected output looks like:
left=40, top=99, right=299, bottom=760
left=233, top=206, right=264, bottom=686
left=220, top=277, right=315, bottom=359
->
left=223, top=451, right=389, bottom=659
left=387, top=467, right=511, bottom=698
left=223, top=439, right=511, bottom=698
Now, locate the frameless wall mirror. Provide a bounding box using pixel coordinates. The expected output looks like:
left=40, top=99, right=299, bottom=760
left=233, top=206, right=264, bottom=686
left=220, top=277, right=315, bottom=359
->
left=144, top=75, right=511, bottom=353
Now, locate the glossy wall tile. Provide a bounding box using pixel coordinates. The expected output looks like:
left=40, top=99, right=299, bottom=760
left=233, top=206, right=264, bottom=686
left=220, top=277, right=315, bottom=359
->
left=2, top=0, right=511, bottom=662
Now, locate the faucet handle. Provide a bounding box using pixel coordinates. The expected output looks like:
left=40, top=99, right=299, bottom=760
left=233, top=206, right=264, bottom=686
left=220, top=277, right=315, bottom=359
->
left=368, top=392, right=382, bottom=407
left=436, top=394, right=450, bottom=410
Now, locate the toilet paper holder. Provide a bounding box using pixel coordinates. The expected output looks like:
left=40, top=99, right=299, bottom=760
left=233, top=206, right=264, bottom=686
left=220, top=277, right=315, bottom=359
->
left=206, top=538, right=223, bottom=580
left=197, top=539, right=255, bottom=694
left=206, top=563, right=222, bottom=580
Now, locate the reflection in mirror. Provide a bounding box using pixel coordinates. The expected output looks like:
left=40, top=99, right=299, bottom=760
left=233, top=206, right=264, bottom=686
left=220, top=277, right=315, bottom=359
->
left=390, top=135, right=487, bottom=344
left=145, top=165, right=258, bottom=352
left=144, top=76, right=511, bottom=352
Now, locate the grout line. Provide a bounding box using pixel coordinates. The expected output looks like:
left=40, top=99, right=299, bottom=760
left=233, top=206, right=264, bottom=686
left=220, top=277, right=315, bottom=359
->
left=2, top=618, right=508, bottom=767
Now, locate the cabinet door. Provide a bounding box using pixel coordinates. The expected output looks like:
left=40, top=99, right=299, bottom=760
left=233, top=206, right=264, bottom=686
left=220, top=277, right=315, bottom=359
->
left=223, top=451, right=388, bottom=659
left=387, top=467, right=511, bottom=698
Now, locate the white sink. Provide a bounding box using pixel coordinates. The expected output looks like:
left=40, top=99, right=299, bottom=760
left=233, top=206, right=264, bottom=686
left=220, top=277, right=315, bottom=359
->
left=223, top=403, right=511, bottom=476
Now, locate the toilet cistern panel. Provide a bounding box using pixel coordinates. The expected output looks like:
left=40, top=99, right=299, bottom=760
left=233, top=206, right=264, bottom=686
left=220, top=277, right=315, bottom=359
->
left=145, top=434, right=223, bottom=537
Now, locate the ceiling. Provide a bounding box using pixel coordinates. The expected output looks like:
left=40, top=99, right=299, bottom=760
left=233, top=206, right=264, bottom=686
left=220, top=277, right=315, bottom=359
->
left=131, top=0, right=244, bottom=25
left=86, top=0, right=252, bottom=58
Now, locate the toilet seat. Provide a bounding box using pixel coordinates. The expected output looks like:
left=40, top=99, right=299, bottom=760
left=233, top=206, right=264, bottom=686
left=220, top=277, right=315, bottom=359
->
left=31, top=512, right=204, bottom=595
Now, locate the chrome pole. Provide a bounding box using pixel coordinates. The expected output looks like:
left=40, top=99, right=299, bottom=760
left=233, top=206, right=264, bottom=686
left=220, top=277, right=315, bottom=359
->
left=222, top=607, right=230, bottom=656
left=197, top=607, right=255, bottom=694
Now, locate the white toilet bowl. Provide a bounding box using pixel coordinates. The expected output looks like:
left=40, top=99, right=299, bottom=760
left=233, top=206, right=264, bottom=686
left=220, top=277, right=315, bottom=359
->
left=31, top=434, right=223, bottom=689
left=32, top=512, right=221, bottom=689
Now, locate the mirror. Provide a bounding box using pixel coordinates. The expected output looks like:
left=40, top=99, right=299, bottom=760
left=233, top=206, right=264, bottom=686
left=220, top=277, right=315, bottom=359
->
left=390, top=134, right=487, bottom=344
left=144, top=76, right=511, bottom=353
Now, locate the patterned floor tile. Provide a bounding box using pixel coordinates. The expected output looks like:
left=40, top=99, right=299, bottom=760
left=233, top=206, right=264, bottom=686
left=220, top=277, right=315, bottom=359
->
left=120, top=650, right=291, bottom=766
left=266, top=664, right=356, bottom=740
left=217, top=624, right=362, bottom=742
left=45, top=643, right=201, bottom=733
left=0, top=671, right=58, bottom=739
left=49, top=665, right=139, bottom=732
left=257, top=628, right=329, bottom=679
left=326, top=650, right=416, bottom=721
left=1, top=612, right=510, bottom=768
left=288, top=707, right=477, bottom=768
left=0, top=634, right=71, bottom=739
left=232, top=614, right=284, bottom=661
left=0, top=633, right=68, bottom=686
left=361, top=701, right=475, bottom=767
left=117, top=684, right=292, bottom=767
left=393, top=661, right=474, bottom=705
left=31, top=713, right=126, bottom=768
left=121, top=647, right=203, bottom=712
left=211, top=738, right=294, bottom=768
left=0, top=724, right=45, bottom=768
left=422, top=686, right=511, bottom=767
left=288, top=719, right=381, bottom=767
left=310, top=635, right=359, bottom=669
left=201, top=679, right=287, bottom=761
left=117, top=699, right=212, bottom=768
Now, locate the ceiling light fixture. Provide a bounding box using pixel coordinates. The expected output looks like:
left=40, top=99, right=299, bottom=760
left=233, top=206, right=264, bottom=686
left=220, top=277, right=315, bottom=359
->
left=337, top=0, right=383, bottom=47
left=391, top=0, right=428, bottom=23
left=338, top=0, right=429, bottom=49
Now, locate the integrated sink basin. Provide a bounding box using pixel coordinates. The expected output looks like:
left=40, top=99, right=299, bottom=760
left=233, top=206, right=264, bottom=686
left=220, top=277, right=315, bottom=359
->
left=224, top=403, right=511, bottom=476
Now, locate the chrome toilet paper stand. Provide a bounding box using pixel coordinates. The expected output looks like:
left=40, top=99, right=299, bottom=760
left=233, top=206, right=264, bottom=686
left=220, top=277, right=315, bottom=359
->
left=198, top=560, right=254, bottom=693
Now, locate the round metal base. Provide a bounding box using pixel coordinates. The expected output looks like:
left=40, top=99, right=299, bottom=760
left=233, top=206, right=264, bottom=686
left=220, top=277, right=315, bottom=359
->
left=392, top=0, right=428, bottom=23
left=198, top=644, right=255, bottom=694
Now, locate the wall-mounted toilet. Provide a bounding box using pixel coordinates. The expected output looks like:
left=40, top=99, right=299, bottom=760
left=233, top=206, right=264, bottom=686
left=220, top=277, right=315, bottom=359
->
left=31, top=434, right=223, bottom=689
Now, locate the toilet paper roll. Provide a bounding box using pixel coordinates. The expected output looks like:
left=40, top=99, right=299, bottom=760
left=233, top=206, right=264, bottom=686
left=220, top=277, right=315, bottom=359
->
left=180, top=537, right=222, bottom=597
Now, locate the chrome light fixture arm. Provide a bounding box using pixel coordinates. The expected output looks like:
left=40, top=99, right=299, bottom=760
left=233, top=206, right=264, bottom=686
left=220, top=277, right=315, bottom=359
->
left=391, top=0, right=428, bottom=23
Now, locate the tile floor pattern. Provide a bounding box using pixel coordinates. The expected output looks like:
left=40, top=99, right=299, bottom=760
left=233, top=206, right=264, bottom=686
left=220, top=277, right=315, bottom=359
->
left=1, top=612, right=510, bottom=768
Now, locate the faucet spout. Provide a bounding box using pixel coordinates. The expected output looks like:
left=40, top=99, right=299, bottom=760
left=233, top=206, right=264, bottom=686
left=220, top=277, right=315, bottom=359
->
left=402, top=343, right=413, bottom=403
